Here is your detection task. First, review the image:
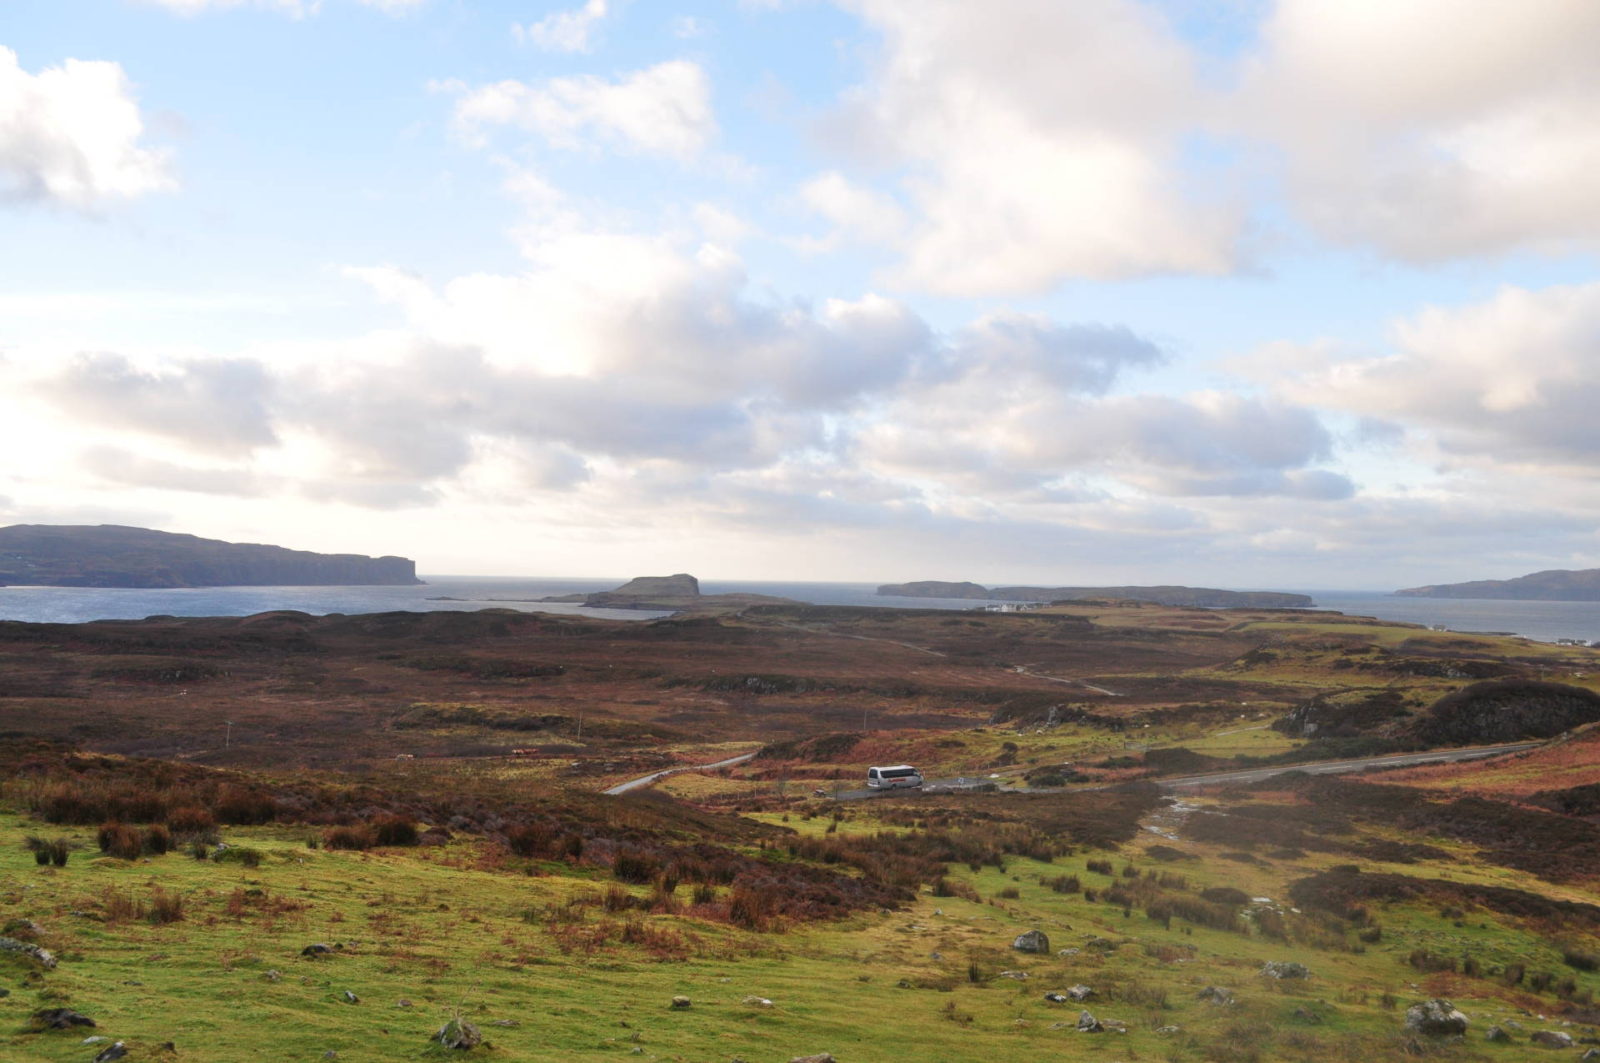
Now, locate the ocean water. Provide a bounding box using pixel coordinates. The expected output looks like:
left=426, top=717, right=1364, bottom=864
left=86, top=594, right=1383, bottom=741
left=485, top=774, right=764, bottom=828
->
left=2, top=577, right=1599, bottom=644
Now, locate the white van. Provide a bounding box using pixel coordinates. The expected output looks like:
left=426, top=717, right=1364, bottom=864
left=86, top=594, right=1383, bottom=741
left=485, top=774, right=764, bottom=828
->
left=866, top=764, right=924, bottom=789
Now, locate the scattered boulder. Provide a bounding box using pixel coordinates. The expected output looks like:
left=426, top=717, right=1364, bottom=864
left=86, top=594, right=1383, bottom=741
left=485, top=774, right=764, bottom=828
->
left=1581, top=1050, right=1600, bottom=1061
left=263, top=970, right=282, bottom=982
left=1260, top=961, right=1309, bottom=980
left=1156, top=1025, right=1181, bottom=1035
left=0, top=937, right=58, bottom=969
left=1044, top=993, right=1068, bottom=1004
left=396, top=999, right=414, bottom=1008
left=998, top=970, right=1028, bottom=980
left=1485, top=1025, right=1511, bottom=1043
left=30, top=1008, right=95, bottom=1030
left=1057, top=948, right=1080, bottom=957
left=342, top=990, right=359, bottom=1004
left=1077, top=1010, right=1103, bottom=1033
left=1084, top=937, right=1117, bottom=953
left=788, top=1055, right=836, bottom=1063
left=1405, top=1000, right=1469, bottom=1037
left=1530, top=1031, right=1573, bottom=1048
left=301, top=943, right=334, bottom=957
left=1012, top=930, right=1050, bottom=953
left=1197, top=986, right=1235, bottom=1006
left=92, top=1043, right=128, bottom=1063
left=670, top=996, right=692, bottom=1009
left=741, top=996, right=773, bottom=1008
left=435, top=1018, right=483, bottom=1050
left=1066, top=985, right=1093, bottom=1002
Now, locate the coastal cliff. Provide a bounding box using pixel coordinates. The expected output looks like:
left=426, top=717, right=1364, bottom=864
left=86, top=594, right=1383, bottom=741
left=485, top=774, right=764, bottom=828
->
left=878, top=580, right=1313, bottom=608
left=0, top=524, right=422, bottom=588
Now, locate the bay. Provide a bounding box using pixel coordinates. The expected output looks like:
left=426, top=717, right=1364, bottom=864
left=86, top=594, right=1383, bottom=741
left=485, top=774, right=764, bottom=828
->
left=2, top=577, right=1599, bottom=645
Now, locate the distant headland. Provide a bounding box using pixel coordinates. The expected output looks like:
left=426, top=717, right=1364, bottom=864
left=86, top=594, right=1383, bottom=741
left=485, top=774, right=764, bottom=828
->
left=0, top=524, right=422, bottom=588
left=877, top=579, right=1314, bottom=609
left=1396, top=568, right=1600, bottom=601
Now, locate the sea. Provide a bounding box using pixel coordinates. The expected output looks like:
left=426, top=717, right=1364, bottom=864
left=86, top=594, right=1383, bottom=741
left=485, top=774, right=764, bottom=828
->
left=0, top=577, right=1598, bottom=645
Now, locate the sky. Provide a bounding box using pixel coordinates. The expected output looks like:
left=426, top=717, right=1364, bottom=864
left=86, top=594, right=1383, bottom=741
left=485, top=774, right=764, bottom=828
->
left=3, top=0, right=1600, bottom=589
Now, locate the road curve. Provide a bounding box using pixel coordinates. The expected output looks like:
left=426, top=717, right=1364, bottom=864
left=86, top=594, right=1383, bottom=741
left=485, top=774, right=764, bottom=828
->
left=825, top=740, right=1541, bottom=801
left=603, top=751, right=759, bottom=796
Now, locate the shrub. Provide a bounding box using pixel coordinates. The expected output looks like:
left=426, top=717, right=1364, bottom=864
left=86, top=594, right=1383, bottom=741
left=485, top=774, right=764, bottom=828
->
left=1043, top=874, right=1081, bottom=894
left=1086, top=859, right=1114, bottom=875
left=102, top=888, right=147, bottom=923
left=144, top=824, right=172, bottom=855
left=1563, top=947, right=1600, bottom=972
left=322, top=825, right=375, bottom=851
left=166, top=806, right=218, bottom=841
left=613, top=849, right=660, bottom=885
left=98, top=821, right=144, bottom=861
left=373, top=815, right=419, bottom=847
left=997, top=886, right=1020, bottom=899
left=149, top=887, right=184, bottom=925
left=23, top=836, right=50, bottom=866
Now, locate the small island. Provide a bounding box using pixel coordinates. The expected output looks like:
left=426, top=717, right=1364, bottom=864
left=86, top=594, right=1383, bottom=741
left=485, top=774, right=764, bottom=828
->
left=541, top=573, right=797, bottom=612
left=0, top=524, right=422, bottom=588
left=1396, top=568, right=1600, bottom=601
left=878, top=580, right=1313, bottom=609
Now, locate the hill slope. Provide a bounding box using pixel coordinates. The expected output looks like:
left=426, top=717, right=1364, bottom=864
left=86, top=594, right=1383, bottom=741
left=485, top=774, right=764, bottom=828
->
left=0, top=524, right=421, bottom=588
left=1396, top=567, right=1600, bottom=600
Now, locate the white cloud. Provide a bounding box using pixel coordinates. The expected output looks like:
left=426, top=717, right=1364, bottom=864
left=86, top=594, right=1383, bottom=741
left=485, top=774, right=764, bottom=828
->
left=514, top=0, right=609, bottom=53
left=448, top=60, right=715, bottom=160
left=1240, top=0, right=1600, bottom=259
left=796, top=171, right=907, bottom=251
left=1265, top=281, right=1600, bottom=473
left=813, top=0, right=1240, bottom=293
left=0, top=46, right=173, bottom=208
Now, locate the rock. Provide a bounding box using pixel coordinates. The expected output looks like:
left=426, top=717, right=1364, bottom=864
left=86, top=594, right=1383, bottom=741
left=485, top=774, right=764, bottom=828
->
left=998, top=970, right=1028, bottom=980
left=0, top=987, right=9, bottom=998
left=1012, top=930, right=1050, bottom=953
left=1530, top=1031, right=1573, bottom=1048
left=263, top=969, right=282, bottom=982
left=323, top=1053, right=339, bottom=1061
left=670, top=996, right=692, bottom=1009
left=93, top=1044, right=128, bottom=1063
left=396, top=999, right=414, bottom=1008
left=488, top=1020, right=519, bottom=1028
left=1077, top=1010, right=1103, bottom=1033
left=83, top=1037, right=110, bottom=1045
left=1197, top=986, right=1235, bottom=1005
left=435, top=1018, right=483, bottom=1050
left=788, top=1055, right=836, bottom=1063
left=1044, top=993, right=1068, bottom=1004
left=1066, top=985, right=1093, bottom=1002
left=342, top=990, right=359, bottom=1004
left=1260, top=961, right=1309, bottom=980
left=1485, top=1025, right=1511, bottom=1043
left=741, top=996, right=773, bottom=1008
left=1405, top=999, right=1469, bottom=1037
left=1581, top=1050, right=1600, bottom=1061
left=31, top=1008, right=95, bottom=1030
left=1057, top=948, right=1080, bottom=956
left=1156, top=1025, right=1181, bottom=1035
left=301, top=943, right=334, bottom=957
left=0, top=936, right=58, bottom=969
left=1084, top=937, right=1117, bottom=953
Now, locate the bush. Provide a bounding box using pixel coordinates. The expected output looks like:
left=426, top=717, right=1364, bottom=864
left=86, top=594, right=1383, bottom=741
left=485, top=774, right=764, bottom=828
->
left=613, top=849, right=660, bottom=885
left=1563, top=947, right=1600, bottom=973
left=144, top=824, right=172, bottom=855
left=322, top=825, right=375, bottom=851
left=372, top=815, right=419, bottom=847
left=97, top=821, right=144, bottom=861
left=149, top=887, right=184, bottom=925
left=166, top=805, right=218, bottom=841
left=1043, top=874, right=1081, bottom=894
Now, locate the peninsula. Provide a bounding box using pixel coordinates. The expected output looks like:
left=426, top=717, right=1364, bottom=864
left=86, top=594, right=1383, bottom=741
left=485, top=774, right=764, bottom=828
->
left=1396, top=567, right=1600, bottom=601
left=878, top=579, right=1313, bottom=608
left=0, top=524, right=422, bottom=588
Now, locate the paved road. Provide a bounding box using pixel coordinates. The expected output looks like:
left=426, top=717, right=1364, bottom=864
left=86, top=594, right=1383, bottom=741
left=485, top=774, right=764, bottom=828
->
left=824, top=740, right=1540, bottom=801
left=603, top=751, right=759, bottom=795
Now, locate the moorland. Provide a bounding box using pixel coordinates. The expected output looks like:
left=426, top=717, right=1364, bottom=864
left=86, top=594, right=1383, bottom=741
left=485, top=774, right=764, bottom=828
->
left=3, top=599, right=1600, bottom=1061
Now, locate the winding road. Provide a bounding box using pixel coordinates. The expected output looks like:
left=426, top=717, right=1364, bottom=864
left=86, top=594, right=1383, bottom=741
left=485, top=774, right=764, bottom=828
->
left=603, top=751, right=759, bottom=795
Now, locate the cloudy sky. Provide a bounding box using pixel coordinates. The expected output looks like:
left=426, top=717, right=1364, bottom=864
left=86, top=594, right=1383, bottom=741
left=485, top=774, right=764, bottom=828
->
left=4, top=0, right=1600, bottom=588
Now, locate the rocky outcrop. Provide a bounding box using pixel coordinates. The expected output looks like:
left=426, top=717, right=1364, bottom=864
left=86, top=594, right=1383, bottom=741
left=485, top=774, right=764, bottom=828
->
left=1397, top=568, right=1600, bottom=600
left=0, top=525, right=421, bottom=588
left=1405, top=999, right=1468, bottom=1036
left=878, top=580, right=1313, bottom=608
left=543, top=573, right=797, bottom=613
left=1011, top=929, right=1050, bottom=953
